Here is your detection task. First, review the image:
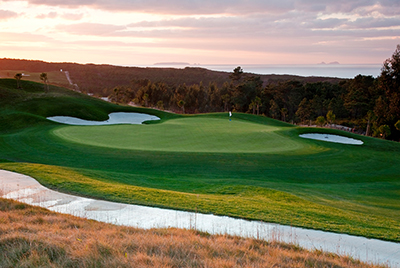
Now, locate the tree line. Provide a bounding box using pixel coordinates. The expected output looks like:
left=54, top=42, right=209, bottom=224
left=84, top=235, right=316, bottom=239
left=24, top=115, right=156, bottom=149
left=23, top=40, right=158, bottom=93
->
left=107, top=47, right=400, bottom=141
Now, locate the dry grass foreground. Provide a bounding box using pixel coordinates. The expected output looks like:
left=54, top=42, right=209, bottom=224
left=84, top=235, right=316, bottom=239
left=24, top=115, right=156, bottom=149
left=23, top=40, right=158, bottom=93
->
left=0, top=198, right=386, bottom=268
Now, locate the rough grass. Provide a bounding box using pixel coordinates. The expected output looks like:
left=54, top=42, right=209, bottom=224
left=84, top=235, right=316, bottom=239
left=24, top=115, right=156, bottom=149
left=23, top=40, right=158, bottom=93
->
left=0, top=78, right=399, bottom=242
left=0, top=70, right=71, bottom=86
left=0, top=197, right=385, bottom=268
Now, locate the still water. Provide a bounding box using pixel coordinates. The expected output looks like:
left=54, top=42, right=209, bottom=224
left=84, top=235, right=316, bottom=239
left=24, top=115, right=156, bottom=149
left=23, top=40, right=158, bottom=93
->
left=141, top=63, right=382, bottom=79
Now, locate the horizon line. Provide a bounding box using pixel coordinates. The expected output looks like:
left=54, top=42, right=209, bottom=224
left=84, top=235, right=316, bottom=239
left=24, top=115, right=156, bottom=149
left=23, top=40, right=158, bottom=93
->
left=1, top=57, right=383, bottom=68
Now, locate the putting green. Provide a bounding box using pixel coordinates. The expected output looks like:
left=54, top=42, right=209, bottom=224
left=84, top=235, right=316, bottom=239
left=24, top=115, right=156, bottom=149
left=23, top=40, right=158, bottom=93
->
left=52, top=117, right=318, bottom=154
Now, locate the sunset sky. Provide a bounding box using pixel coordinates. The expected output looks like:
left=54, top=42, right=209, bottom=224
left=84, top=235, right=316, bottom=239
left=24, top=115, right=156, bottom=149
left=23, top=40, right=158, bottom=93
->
left=1, top=0, right=399, bottom=66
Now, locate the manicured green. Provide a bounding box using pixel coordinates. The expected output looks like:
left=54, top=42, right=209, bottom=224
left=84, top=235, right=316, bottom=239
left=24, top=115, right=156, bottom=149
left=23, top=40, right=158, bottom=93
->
left=52, top=117, right=318, bottom=154
left=0, top=79, right=399, bottom=242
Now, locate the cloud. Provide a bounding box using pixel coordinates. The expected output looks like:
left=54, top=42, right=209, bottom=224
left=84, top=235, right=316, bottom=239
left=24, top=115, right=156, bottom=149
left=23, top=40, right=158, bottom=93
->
left=347, top=17, right=400, bottom=29
left=2, top=0, right=398, bottom=65
left=36, top=11, right=58, bottom=19
left=53, top=16, right=281, bottom=40
left=55, top=23, right=127, bottom=36
left=0, top=9, right=18, bottom=20
left=61, top=12, right=84, bottom=21
left=52, top=10, right=400, bottom=42
left=127, top=16, right=266, bottom=35
left=0, top=32, right=55, bottom=43
left=373, top=0, right=400, bottom=16
left=35, top=11, right=83, bottom=20
left=6, top=0, right=389, bottom=15
left=304, top=18, right=347, bottom=29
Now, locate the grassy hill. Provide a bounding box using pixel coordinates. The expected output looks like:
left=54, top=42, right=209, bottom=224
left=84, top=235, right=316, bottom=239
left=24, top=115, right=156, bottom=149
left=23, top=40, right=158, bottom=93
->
left=0, top=198, right=381, bottom=268
left=0, top=79, right=399, bottom=243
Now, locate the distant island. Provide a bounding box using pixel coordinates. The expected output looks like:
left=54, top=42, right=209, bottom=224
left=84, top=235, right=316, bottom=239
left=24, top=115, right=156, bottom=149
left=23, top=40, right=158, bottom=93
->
left=318, top=61, right=340, bottom=65
left=153, top=62, right=190, bottom=66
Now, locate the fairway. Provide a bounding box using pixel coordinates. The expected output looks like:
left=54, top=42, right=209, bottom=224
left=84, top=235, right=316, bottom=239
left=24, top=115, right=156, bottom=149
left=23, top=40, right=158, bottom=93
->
left=52, top=117, right=315, bottom=154
left=1, top=79, right=400, bottom=243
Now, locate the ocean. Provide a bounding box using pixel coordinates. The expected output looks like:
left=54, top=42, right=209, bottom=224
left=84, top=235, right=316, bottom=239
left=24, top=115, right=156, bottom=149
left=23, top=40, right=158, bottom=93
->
left=144, top=64, right=382, bottom=79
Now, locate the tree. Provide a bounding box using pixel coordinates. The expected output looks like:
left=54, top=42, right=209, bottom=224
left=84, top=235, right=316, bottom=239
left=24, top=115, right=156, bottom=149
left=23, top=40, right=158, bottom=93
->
left=229, top=66, right=244, bottom=83
left=232, top=75, right=262, bottom=113
left=328, top=97, right=348, bottom=119
left=395, top=120, right=400, bottom=131
left=281, top=108, right=288, bottom=122
left=143, top=93, right=149, bottom=107
left=254, top=96, right=262, bottom=115
left=373, top=96, right=387, bottom=127
left=378, top=124, right=391, bottom=139
left=174, top=84, right=188, bottom=112
left=343, top=75, right=375, bottom=119
left=208, top=82, right=221, bottom=112
left=364, top=110, right=376, bottom=137
left=177, top=100, right=185, bottom=114
left=220, top=82, right=233, bottom=112
left=14, top=73, right=22, bottom=88
left=316, top=116, right=326, bottom=127
left=108, top=86, right=133, bottom=104
left=249, top=100, right=256, bottom=114
left=395, top=120, right=400, bottom=141
left=379, top=45, right=400, bottom=123
left=311, top=94, right=324, bottom=117
left=249, top=96, right=262, bottom=115
left=157, top=100, right=164, bottom=110
left=326, top=110, right=336, bottom=126
left=295, top=98, right=312, bottom=124
left=269, top=99, right=280, bottom=119
left=221, top=94, right=231, bottom=112
left=264, top=80, right=305, bottom=122
left=40, top=72, right=49, bottom=92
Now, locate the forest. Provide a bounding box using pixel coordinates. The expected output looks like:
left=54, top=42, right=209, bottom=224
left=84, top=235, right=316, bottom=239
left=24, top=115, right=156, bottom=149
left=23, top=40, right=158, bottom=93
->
left=1, top=46, right=399, bottom=141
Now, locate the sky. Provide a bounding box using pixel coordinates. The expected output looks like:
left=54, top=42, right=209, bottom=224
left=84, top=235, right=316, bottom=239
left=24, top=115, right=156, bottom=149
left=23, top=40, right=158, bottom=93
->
left=0, top=0, right=400, bottom=66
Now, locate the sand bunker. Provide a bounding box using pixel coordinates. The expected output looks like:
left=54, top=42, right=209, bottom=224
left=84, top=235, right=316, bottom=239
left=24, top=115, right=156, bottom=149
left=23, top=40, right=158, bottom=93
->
left=47, top=112, right=160, bottom=125
left=299, top=133, right=363, bottom=145
left=1, top=169, right=399, bottom=266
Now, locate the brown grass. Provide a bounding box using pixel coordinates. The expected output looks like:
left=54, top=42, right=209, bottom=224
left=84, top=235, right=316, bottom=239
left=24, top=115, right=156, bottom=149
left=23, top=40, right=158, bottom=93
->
left=0, top=197, right=386, bottom=268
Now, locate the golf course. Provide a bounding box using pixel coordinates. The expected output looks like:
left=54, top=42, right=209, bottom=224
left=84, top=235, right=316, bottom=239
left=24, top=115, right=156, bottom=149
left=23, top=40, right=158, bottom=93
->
left=1, top=78, right=399, bottom=243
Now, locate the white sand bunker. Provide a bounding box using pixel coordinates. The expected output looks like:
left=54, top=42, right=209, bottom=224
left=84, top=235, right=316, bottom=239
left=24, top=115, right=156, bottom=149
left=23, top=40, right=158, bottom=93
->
left=47, top=112, right=160, bottom=125
left=299, top=133, right=363, bottom=145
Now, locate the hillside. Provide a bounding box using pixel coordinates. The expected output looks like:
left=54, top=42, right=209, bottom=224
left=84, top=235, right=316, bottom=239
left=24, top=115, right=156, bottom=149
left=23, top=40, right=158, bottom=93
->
left=0, top=58, right=344, bottom=95
left=0, top=78, right=173, bottom=134
left=0, top=197, right=382, bottom=268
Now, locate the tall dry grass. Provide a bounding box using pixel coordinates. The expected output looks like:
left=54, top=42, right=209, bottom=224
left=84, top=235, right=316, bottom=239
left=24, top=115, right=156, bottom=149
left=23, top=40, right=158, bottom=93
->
left=0, top=197, right=386, bottom=268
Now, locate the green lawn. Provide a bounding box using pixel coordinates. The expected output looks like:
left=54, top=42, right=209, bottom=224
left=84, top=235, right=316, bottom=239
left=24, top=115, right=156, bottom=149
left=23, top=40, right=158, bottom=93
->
left=51, top=117, right=317, bottom=154
left=1, top=78, right=399, bottom=242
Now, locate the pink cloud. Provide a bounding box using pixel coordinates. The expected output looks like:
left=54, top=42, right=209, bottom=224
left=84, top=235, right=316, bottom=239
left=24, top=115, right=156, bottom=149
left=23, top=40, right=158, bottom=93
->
left=55, top=23, right=126, bottom=36
left=0, top=9, right=18, bottom=20
left=36, top=11, right=58, bottom=19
